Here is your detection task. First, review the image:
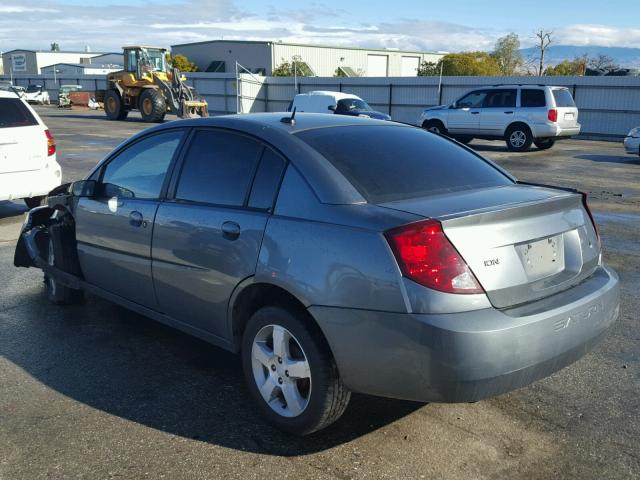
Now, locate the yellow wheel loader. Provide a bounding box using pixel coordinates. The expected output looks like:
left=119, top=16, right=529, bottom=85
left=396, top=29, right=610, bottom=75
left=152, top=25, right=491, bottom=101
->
left=98, top=46, right=208, bottom=122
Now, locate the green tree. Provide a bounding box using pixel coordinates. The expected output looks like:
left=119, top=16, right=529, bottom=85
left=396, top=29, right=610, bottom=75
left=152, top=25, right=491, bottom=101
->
left=439, top=52, right=501, bottom=76
left=492, top=33, right=523, bottom=75
left=417, top=61, right=440, bottom=76
left=50, top=42, right=60, bottom=52
left=169, top=54, right=199, bottom=72
left=272, top=56, right=314, bottom=77
left=544, top=55, right=588, bottom=76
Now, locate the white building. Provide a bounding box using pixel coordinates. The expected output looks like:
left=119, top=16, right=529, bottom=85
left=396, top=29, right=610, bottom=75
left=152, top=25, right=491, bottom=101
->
left=171, top=40, right=444, bottom=77
left=1, top=49, right=112, bottom=75
left=41, top=63, right=122, bottom=76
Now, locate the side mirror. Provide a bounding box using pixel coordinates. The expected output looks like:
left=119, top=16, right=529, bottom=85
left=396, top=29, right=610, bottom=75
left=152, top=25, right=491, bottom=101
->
left=71, top=180, right=97, bottom=197
left=328, top=104, right=336, bottom=112
left=450, top=102, right=457, bottom=109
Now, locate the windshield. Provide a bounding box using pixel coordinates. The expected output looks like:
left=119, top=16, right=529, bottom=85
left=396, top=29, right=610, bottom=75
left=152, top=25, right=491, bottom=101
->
left=142, top=49, right=166, bottom=72
left=26, top=85, right=42, bottom=93
left=337, top=98, right=372, bottom=112
left=296, top=125, right=512, bottom=203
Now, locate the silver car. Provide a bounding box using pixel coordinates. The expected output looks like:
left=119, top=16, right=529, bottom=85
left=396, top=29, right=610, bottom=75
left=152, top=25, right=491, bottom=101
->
left=418, top=85, right=581, bottom=151
left=15, top=113, right=618, bottom=435
left=624, top=127, right=640, bottom=156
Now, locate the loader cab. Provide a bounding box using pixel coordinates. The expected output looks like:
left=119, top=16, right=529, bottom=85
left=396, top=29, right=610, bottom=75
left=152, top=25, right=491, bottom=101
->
left=123, top=46, right=168, bottom=78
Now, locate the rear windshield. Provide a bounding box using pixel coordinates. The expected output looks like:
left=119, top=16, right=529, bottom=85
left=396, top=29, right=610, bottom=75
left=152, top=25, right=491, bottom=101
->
left=296, top=125, right=512, bottom=203
left=552, top=89, right=576, bottom=107
left=0, top=98, right=38, bottom=128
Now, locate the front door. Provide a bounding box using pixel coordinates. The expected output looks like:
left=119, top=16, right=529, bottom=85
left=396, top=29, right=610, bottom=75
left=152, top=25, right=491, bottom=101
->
left=75, top=129, right=185, bottom=308
left=448, top=90, right=487, bottom=134
left=152, top=129, right=287, bottom=339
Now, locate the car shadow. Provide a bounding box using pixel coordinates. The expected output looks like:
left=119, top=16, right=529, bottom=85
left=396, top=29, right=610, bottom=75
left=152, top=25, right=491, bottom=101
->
left=0, top=200, right=27, bottom=219
left=574, top=154, right=640, bottom=165
left=0, top=291, right=423, bottom=455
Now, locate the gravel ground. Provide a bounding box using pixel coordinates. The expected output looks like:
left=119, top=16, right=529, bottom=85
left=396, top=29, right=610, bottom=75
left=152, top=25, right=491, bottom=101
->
left=1, top=107, right=638, bottom=480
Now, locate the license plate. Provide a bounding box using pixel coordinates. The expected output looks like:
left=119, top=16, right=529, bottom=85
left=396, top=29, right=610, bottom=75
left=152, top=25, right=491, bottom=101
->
left=516, top=235, right=565, bottom=281
left=564, top=112, right=575, bottom=120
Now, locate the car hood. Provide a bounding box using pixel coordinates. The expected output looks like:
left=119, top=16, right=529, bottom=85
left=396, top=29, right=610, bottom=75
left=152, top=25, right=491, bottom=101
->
left=423, top=105, right=448, bottom=112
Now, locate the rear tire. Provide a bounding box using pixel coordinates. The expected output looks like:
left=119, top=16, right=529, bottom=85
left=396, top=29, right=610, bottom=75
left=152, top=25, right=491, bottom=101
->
left=423, top=120, right=447, bottom=135
left=24, top=196, right=45, bottom=209
left=46, top=223, right=83, bottom=305
left=505, top=124, right=533, bottom=152
left=104, top=89, right=128, bottom=121
left=534, top=138, right=555, bottom=150
left=139, top=89, right=166, bottom=123
left=241, top=306, right=350, bottom=435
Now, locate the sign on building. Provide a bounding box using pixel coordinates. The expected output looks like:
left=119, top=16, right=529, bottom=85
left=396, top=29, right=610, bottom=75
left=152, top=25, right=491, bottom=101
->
left=11, top=53, right=27, bottom=72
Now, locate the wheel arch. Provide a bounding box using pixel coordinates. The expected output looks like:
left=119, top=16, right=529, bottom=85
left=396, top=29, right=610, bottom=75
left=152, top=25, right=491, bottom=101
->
left=505, top=120, right=533, bottom=136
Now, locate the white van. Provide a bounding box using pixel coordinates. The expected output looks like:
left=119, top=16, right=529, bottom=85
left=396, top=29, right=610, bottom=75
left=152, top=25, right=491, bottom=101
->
left=0, top=90, right=62, bottom=208
left=289, top=91, right=391, bottom=120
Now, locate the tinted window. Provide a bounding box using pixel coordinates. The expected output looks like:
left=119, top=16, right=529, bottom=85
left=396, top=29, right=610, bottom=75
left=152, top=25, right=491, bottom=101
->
left=553, top=89, right=576, bottom=107
left=456, top=90, right=487, bottom=109
left=337, top=98, right=372, bottom=112
left=176, top=130, right=261, bottom=206
left=0, top=98, right=38, bottom=128
left=521, top=89, right=546, bottom=107
left=297, top=126, right=511, bottom=203
left=483, top=89, right=516, bottom=108
left=101, top=130, right=183, bottom=199
left=248, top=149, right=287, bottom=210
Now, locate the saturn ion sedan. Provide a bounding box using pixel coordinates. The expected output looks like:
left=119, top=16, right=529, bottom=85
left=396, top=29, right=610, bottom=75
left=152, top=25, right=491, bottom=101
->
left=15, top=113, right=620, bottom=435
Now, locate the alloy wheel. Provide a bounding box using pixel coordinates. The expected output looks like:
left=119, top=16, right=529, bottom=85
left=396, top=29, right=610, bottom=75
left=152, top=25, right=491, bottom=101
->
left=510, top=130, right=527, bottom=148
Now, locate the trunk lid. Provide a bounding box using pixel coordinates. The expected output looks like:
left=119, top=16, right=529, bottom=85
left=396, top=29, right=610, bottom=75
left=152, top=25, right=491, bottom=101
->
left=380, top=185, right=600, bottom=308
left=551, top=87, right=579, bottom=129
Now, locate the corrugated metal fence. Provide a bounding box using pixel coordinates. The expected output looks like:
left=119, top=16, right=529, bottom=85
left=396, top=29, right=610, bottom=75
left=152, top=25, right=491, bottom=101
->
left=3, top=73, right=639, bottom=137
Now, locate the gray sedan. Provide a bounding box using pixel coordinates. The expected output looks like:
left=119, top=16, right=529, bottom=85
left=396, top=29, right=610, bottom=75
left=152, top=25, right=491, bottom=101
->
left=15, top=113, right=619, bottom=435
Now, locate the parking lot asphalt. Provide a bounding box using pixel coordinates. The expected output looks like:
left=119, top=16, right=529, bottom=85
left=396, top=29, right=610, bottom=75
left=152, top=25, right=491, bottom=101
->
left=1, top=106, right=639, bottom=480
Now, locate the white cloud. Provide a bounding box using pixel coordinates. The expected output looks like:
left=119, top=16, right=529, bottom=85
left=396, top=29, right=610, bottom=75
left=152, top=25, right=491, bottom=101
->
left=0, top=5, right=58, bottom=13
left=557, top=24, right=640, bottom=48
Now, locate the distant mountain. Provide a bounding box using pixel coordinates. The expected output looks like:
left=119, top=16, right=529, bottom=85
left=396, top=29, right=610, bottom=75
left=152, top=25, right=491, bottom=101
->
left=519, top=45, right=640, bottom=68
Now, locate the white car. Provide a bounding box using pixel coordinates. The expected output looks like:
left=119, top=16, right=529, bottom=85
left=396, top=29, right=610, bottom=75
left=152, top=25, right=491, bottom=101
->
left=288, top=91, right=391, bottom=120
left=0, top=90, right=62, bottom=208
left=623, top=127, right=640, bottom=156
left=418, top=85, right=581, bottom=151
left=24, top=85, right=51, bottom=105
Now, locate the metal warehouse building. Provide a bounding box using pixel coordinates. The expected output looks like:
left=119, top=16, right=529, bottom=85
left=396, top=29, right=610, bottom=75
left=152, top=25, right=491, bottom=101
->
left=171, top=40, right=444, bottom=77
left=1, top=50, right=114, bottom=75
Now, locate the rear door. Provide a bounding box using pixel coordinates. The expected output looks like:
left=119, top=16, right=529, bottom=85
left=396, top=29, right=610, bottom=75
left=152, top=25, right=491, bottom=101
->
left=551, top=88, right=579, bottom=129
left=75, top=129, right=186, bottom=308
left=478, top=89, right=516, bottom=136
left=152, top=129, right=287, bottom=339
left=0, top=96, right=44, bottom=175
left=448, top=90, right=486, bottom=133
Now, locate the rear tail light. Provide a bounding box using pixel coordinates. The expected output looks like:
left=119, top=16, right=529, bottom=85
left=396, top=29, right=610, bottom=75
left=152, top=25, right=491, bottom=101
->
left=385, top=219, right=484, bottom=294
left=45, top=129, right=56, bottom=156
left=547, top=108, right=558, bottom=123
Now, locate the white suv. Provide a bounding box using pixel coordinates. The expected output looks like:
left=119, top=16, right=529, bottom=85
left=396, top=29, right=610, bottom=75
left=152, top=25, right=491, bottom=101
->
left=0, top=90, right=61, bottom=208
left=417, top=85, right=581, bottom=151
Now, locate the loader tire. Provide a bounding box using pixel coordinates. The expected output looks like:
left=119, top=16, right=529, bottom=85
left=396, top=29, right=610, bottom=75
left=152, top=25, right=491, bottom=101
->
left=139, top=89, right=166, bottom=123
left=104, top=89, right=128, bottom=120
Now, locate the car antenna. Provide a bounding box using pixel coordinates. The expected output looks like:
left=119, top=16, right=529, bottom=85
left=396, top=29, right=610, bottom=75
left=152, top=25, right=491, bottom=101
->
left=280, top=107, right=296, bottom=125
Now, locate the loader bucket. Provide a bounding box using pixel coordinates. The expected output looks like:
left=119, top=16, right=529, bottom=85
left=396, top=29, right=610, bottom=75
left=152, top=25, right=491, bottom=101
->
left=178, top=99, right=209, bottom=119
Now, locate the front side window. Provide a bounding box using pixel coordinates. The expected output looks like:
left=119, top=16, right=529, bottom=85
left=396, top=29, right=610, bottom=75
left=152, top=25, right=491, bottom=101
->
left=101, top=130, right=184, bottom=199
left=456, top=91, right=487, bottom=109
left=483, top=89, right=516, bottom=108
left=0, top=98, right=38, bottom=128
left=175, top=130, right=262, bottom=207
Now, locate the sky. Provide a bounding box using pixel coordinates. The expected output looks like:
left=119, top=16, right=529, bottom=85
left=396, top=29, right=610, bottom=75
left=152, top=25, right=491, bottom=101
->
left=1, top=0, right=639, bottom=53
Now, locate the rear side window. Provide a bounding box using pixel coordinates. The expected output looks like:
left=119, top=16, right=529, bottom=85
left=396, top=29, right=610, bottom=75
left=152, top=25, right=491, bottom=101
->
left=483, top=89, right=516, bottom=108
left=248, top=148, right=287, bottom=210
left=175, top=130, right=262, bottom=206
left=521, top=89, right=546, bottom=107
left=552, top=89, right=576, bottom=107
left=296, top=126, right=512, bottom=203
left=0, top=98, right=38, bottom=128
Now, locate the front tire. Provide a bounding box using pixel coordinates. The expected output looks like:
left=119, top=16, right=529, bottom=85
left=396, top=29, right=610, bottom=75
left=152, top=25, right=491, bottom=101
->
left=454, top=136, right=473, bottom=145
left=241, top=306, right=350, bottom=435
left=506, top=124, right=533, bottom=152
left=104, top=89, right=128, bottom=121
left=139, top=89, right=166, bottom=123
left=534, top=138, right=555, bottom=150
left=423, top=120, right=447, bottom=135
left=46, top=223, right=83, bottom=305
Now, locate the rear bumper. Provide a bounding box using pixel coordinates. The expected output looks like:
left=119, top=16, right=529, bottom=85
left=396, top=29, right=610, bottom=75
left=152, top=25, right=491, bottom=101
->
left=533, top=122, right=581, bottom=139
left=0, top=158, right=62, bottom=202
left=623, top=136, right=640, bottom=155
left=310, top=265, right=619, bottom=403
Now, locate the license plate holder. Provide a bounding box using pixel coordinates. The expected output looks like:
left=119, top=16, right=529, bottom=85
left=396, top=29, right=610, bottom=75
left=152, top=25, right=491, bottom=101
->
left=564, top=112, right=575, bottom=120
left=516, top=234, right=565, bottom=281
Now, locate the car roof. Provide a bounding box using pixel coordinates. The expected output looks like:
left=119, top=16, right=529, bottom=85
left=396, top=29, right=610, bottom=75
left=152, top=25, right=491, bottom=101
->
left=296, top=91, right=360, bottom=100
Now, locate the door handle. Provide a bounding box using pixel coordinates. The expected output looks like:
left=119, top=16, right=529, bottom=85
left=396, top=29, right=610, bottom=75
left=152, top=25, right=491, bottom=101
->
left=129, top=211, right=144, bottom=227
left=504, top=111, right=514, bottom=114
left=471, top=111, right=480, bottom=115
left=221, top=221, right=241, bottom=239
